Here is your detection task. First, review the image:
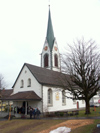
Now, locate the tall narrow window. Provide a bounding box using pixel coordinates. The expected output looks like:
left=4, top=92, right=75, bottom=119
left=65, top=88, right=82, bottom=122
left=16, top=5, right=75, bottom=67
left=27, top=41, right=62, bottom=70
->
left=44, top=54, right=48, bottom=67
left=27, top=78, right=31, bottom=87
left=48, top=89, right=52, bottom=106
left=54, top=54, right=58, bottom=67
left=62, top=91, right=66, bottom=105
left=20, top=80, right=24, bottom=88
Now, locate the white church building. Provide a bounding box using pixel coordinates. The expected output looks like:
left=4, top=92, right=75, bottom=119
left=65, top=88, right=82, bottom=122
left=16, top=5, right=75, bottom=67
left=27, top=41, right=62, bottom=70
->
left=0, top=7, right=85, bottom=116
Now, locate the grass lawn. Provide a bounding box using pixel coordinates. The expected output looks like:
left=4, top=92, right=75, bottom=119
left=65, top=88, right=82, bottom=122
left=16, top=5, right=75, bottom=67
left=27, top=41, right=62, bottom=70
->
left=0, top=119, right=66, bottom=133
left=67, top=106, right=100, bottom=118
left=79, top=106, right=100, bottom=117
left=0, top=119, right=99, bottom=133
left=71, top=119, right=100, bottom=133
left=0, top=107, right=100, bottom=133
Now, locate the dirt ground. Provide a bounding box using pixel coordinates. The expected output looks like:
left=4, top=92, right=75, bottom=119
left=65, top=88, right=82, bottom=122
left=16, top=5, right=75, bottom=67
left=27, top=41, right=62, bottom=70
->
left=38, top=119, right=94, bottom=133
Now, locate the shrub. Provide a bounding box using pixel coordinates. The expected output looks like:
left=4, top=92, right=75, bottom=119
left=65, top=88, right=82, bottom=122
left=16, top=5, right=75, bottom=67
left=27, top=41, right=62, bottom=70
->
left=60, top=112, right=64, bottom=117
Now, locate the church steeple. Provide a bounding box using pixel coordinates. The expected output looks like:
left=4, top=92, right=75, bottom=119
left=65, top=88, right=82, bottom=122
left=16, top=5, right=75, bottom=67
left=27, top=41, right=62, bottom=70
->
left=46, top=6, right=55, bottom=51
left=41, top=6, right=61, bottom=72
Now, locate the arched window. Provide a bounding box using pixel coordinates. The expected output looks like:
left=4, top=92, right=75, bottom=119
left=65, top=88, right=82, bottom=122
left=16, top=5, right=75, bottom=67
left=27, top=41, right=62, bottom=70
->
left=54, top=54, right=58, bottom=67
left=44, top=54, right=48, bottom=67
left=62, top=91, right=66, bottom=105
left=48, top=89, right=52, bottom=106
left=27, top=78, right=31, bottom=87
left=20, top=80, right=24, bottom=88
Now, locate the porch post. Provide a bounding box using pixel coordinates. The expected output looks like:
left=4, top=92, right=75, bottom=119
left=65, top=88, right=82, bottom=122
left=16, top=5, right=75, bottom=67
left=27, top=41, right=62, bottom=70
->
left=12, top=105, right=14, bottom=114
left=25, top=101, right=27, bottom=115
left=1, top=101, right=3, bottom=113
left=16, top=101, right=18, bottom=114
left=8, top=101, right=9, bottom=114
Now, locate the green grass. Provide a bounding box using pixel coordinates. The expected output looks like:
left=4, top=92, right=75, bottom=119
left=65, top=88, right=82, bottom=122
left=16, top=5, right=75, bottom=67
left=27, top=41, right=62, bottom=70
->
left=0, top=119, right=66, bottom=133
left=0, top=107, right=100, bottom=133
left=0, top=119, right=99, bottom=133
left=71, top=119, right=100, bottom=133
left=67, top=106, right=100, bottom=118
left=0, top=117, right=100, bottom=133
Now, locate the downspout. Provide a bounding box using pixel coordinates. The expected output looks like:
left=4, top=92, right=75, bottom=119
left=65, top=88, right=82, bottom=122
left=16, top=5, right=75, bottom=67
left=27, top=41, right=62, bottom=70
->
left=60, top=53, right=61, bottom=72
left=41, top=85, right=43, bottom=114
left=40, top=53, right=42, bottom=67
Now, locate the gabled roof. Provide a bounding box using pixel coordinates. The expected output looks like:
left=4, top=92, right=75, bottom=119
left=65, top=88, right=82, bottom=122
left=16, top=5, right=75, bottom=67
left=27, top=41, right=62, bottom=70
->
left=46, top=6, right=55, bottom=51
left=12, top=63, right=69, bottom=88
left=1, top=91, right=41, bottom=101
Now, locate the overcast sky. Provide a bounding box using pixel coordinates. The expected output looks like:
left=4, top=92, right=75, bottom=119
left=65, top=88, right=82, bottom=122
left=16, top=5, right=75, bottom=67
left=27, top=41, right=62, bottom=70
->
left=0, top=0, right=100, bottom=88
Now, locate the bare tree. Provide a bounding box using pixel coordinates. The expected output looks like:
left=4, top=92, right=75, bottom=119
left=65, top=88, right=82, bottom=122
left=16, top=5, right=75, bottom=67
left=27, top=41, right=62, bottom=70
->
left=0, top=73, right=7, bottom=90
left=61, top=38, right=100, bottom=114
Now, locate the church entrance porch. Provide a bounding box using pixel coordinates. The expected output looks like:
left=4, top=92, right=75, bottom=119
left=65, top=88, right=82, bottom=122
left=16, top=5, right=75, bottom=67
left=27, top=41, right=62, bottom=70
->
left=13, top=100, right=42, bottom=118
left=0, top=91, right=42, bottom=118
left=13, top=101, right=29, bottom=118
left=14, top=101, right=29, bottom=115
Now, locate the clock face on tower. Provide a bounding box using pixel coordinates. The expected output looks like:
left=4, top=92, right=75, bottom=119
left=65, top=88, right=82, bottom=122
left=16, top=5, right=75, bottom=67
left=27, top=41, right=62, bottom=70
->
left=44, top=46, right=48, bottom=51
left=54, top=46, right=58, bottom=51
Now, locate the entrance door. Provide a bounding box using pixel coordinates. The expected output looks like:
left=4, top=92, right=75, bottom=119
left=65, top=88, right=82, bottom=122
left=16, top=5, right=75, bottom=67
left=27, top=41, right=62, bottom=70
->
left=22, top=101, right=28, bottom=114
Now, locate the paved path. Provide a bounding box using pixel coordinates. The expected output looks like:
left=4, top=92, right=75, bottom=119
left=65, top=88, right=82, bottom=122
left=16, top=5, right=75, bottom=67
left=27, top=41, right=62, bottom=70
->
left=0, top=118, right=7, bottom=121
left=1, top=115, right=100, bottom=120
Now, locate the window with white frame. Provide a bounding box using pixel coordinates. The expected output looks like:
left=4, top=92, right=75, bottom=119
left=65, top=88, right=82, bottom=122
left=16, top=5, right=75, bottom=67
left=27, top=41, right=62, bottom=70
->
left=27, top=78, right=31, bottom=87
left=20, top=80, right=24, bottom=88
left=48, top=89, right=53, bottom=106
left=62, top=91, right=66, bottom=105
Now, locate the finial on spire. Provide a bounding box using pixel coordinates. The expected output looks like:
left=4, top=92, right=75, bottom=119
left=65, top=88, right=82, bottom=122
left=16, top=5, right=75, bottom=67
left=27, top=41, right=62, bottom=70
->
left=48, top=0, right=50, bottom=7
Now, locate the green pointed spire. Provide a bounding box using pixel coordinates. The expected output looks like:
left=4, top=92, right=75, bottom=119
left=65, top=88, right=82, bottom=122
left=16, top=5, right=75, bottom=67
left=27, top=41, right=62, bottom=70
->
left=46, top=6, right=55, bottom=51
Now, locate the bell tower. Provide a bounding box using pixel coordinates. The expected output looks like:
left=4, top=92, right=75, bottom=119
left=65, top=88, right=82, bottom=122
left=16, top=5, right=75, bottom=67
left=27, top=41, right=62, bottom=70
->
left=41, top=6, right=61, bottom=72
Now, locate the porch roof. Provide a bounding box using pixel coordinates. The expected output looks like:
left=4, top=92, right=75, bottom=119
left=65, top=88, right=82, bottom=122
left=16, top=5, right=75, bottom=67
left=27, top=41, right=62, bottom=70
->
left=0, top=91, right=41, bottom=101
left=0, top=89, right=13, bottom=99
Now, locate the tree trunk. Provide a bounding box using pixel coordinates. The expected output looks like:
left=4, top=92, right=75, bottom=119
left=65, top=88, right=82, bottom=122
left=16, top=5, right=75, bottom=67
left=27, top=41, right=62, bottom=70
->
left=85, top=100, right=91, bottom=114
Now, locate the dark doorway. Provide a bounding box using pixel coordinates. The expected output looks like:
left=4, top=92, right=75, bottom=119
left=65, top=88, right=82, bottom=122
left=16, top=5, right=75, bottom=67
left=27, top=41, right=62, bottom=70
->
left=23, top=101, right=28, bottom=108
left=22, top=101, right=28, bottom=114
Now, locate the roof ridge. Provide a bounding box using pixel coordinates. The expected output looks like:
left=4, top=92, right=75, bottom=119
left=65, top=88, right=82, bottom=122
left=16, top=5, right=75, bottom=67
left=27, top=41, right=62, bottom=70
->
left=25, top=63, right=62, bottom=74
